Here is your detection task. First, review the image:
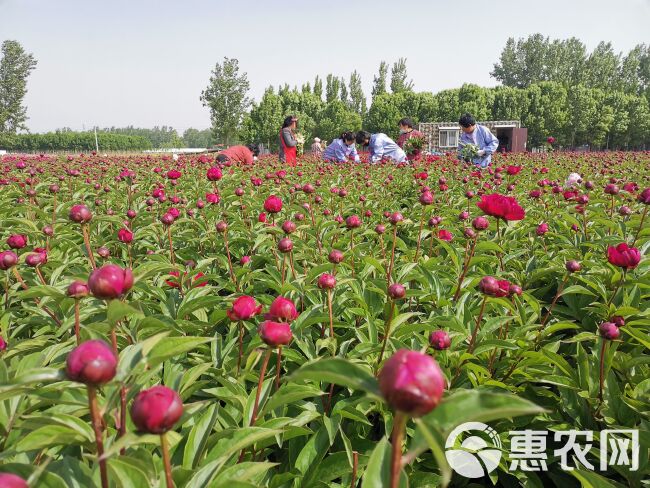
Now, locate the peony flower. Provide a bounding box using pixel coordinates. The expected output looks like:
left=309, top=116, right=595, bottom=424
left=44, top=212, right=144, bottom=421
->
left=266, top=296, right=298, bottom=322
left=477, top=194, right=525, bottom=221
left=607, top=243, right=641, bottom=270
left=88, top=264, right=134, bottom=299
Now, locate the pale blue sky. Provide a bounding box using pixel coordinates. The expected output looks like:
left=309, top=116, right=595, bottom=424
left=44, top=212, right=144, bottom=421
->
left=1, top=0, right=649, bottom=133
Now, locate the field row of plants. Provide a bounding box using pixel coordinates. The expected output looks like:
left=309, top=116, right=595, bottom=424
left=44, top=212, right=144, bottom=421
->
left=0, top=150, right=648, bottom=487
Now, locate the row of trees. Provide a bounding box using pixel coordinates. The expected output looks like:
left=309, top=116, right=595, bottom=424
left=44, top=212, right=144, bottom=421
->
left=237, top=80, right=650, bottom=150
left=203, top=38, right=650, bottom=150
left=0, top=131, right=152, bottom=151
left=492, top=35, right=650, bottom=97
left=48, top=127, right=215, bottom=150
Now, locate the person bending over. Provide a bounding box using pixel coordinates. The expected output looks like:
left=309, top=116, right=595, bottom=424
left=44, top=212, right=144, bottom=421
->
left=355, top=131, right=406, bottom=164
left=322, top=131, right=360, bottom=163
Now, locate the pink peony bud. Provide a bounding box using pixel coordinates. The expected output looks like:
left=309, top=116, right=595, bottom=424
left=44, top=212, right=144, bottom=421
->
left=88, top=264, right=133, bottom=299
left=318, top=273, right=336, bottom=290
left=429, top=330, right=451, bottom=350
left=69, top=204, right=92, bottom=224
left=130, top=385, right=183, bottom=434
left=227, top=296, right=262, bottom=321
left=258, top=320, right=292, bottom=347
left=266, top=296, right=298, bottom=322
left=378, top=349, right=445, bottom=416
left=66, top=340, right=117, bottom=385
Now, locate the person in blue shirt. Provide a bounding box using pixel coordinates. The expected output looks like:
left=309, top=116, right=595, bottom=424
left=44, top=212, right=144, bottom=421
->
left=355, top=131, right=407, bottom=164
left=322, top=131, right=360, bottom=163
left=457, top=113, right=499, bottom=168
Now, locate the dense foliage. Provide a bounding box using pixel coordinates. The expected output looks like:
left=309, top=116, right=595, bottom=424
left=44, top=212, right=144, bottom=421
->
left=0, top=150, right=648, bottom=486
left=0, top=132, right=153, bottom=152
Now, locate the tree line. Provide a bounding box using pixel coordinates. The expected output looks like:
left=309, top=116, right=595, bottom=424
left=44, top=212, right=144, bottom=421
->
left=1, top=35, right=649, bottom=151
left=230, top=35, right=650, bottom=149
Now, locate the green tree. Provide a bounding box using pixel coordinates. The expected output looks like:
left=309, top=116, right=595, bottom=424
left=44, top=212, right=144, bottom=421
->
left=433, top=89, right=460, bottom=121
left=239, top=86, right=283, bottom=147
left=371, top=61, right=388, bottom=98
left=313, top=75, right=323, bottom=100
left=183, top=128, right=213, bottom=148
left=339, top=80, right=348, bottom=105
left=585, top=42, right=620, bottom=91
left=521, top=82, right=568, bottom=146
left=364, top=93, right=401, bottom=138
left=314, top=100, right=362, bottom=142
left=0, top=40, right=37, bottom=134
left=348, top=70, right=367, bottom=116
left=325, top=74, right=340, bottom=103
left=200, top=57, right=251, bottom=145
left=457, top=84, right=493, bottom=120
left=491, top=86, right=528, bottom=120
left=390, top=58, right=413, bottom=93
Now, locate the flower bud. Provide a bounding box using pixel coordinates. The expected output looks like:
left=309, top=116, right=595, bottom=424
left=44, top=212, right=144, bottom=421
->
left=278, top=237, right=293, bottom=253
left=7, top=234, right=27, bottom=249
left=258, top=320, right=292, bottom=347
left=429, top=330, right=451, bottom=350
left=88, top=264, right=133, bottom=299
left=328, top=249, right=344, bottom=264
left=66, top=340, right=117, bottom=385
left=0, top=473, right=28, bottom=488
left=130, top=385, right=183, bottom=434
left=0, top=251, right=18, bottom=270
left=318, top=273, right=336, bottom=290
left=69, top=204, right=92, bottom=224
left=378, top=349, right=445, bottom=416
left=599, top=322, right=620, bottom=340
left=67, top=280, right=89, bottom=298
left=266, top=296, right=298, bottom=322
left=566, top=260, right=581, bottom=273
left=388, top=283, right=406, bottom=300
left=472, top=217, right=489, bottom=230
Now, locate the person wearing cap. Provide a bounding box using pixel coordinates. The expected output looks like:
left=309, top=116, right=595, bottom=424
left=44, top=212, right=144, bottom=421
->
left=279, top=115, right=298, bottom=166
left=311, top=138, right=323, bottom=155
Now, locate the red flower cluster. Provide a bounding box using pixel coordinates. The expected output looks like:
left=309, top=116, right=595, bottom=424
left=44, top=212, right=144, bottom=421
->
left=607, top=243, right=641, bottom=270
left=477, top=194, right=525, bottom=221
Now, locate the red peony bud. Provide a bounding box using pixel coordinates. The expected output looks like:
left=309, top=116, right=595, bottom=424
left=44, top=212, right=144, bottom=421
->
left=69, top=204, right=93, bottom=223
left=0, top=473, right=28, bottom=488
left=318, top=273, right=336, bottom=290
left=266, top=296, right=298, bottom=322
left=66, top=340, right=117, bottom=385
left=88, top=264, right=134, bottom=299
left=258, top=320, right=292, bottom=347
left=378, top=349, right=445, bottom=416
left=388, top=283, right=406, bottom=300
left=227, top=296, right=262, bottom=321
left=429, top=330, right=451, bottom=350
left=130, top=385, right=183, bottom=434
